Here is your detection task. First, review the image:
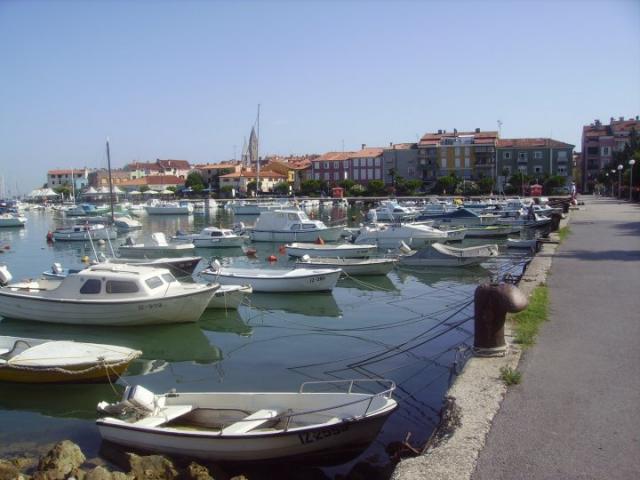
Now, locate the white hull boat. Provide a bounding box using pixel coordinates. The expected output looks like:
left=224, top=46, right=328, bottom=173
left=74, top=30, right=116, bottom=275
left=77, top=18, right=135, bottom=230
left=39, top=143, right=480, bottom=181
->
left=200, top=263, right=341, bottom=293
left=0, top=214, right=27, bottom=228
left=506, top=238, right=539, bottom=249
left=0, top=264, right=218, bottom=326
left=119, top=233, right=196, bottom=258
left=399, top=242, right=499, bottom=267
left=96, top=379, right=397, bottom=462
left=463, top=225, right=512, bottom=238
left=145, top=201, right=194, bottom=215
left=285, top=242, right=377, bottom=258
left=173, top=227, right=244, bottom=248
left=249, top=209, right=344, bottom=242
left=354, top=223, right=448, bottom=249
left=0, top=336, right=141, bottom=383
left=207, top=285, right=252, bottom=309
left=53, top=224, right=116, bottom=241
left=296, top=257, right=397, bottom=276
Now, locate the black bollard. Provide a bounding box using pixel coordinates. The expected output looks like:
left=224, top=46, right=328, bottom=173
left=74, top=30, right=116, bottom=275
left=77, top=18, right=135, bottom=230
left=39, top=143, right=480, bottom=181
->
left=550, top=212, right=562, bottom=232
left=474, top=283, right=528, bottom=356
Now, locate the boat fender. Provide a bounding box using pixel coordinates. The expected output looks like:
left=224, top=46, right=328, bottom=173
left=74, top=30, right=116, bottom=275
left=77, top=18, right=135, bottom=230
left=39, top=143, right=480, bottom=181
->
left=46, top=231, right=54, bottom=242
left=97, top=239, right=106, bottom=246
left=0, top=265, right=12, bottom=286
left=81, top=256, right=90, bottom=263
left=267, top=255, right=278, bottom=262
left=301, top=254, right=311, bottom=262
left=315, top=237, right=325, bottom=245
left=52, top=263, right=63, bottom=274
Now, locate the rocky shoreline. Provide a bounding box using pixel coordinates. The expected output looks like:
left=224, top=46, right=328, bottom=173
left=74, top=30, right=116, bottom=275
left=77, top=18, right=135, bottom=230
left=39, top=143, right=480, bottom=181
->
left=0, top=440, right=247, bottom=480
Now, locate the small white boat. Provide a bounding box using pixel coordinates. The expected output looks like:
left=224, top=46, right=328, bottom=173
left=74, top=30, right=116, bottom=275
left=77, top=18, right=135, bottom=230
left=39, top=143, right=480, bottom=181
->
left=145, top=200, right=194, bottom=215
left=0, top=213, right=27, bottom=228
left=113, top=215, right=143, bottom=232
left=463, top=225, right=513, bottom=238
left=354, top=223, right=448, bottom=249
left=399, top=242, right=499, bottom=267
left=227, top=200, right=288, bottom=215
left=0, top=263, right=218, bottom=326
left=366, top=201, right=417, bottom=223
left=207, top=285, right=253, bottom=309
left=249, top=209, right=344, bottom=242
left=296, top=256, right=397, bottom=276
left=506, top=238, right=539, bottom=250
left=285, top=242, right=377, bottom=258
left=200, top=262, right=341, bottom=293
left=0, top=335, right=141, bottom=383
left=119, top=233, right=196, bottom=258
left=52, top=223, right=116, bottom=241
left=173, top=227, right=244, bottom=248
left=96, top=379, right=397, bottom=462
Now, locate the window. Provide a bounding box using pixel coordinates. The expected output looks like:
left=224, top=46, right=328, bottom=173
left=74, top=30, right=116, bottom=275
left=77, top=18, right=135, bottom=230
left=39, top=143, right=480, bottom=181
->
left=314, top=172, right=320, bottom=180
left=145, top=276, right=164, bottom=289
left=464, top=157, right=470, bottom=168
left=375, top=169, right=381, bottom=179
left=162, top=273, right=176, bottom=283
left=518, top=166, right=527, bottom=174
left=534, top=151, right=543, bottom=159
left=440, top=158, right=447, bottom=169
left=408, top=167, right=415, bottom=176
left=107, top=280, right=140, bottom=294
left=353, top=158, right=359, bottom=167
left=557, top=151, right=568, bottom=160
left=518, top=152, right=528, bottom=161
left=80, top=279, right=101, bottom=294
left=534, top=166, right=543, bottom=174
left=323, top=162, right=329, bottom=169
left=440, top=149, right=447, bottom=158
left=601, top=147, right=611, bottom=156
left=586, top=147, right=598, bottom=155
left=333, top=171, right=339, bottom=181
left=557, top=166, right=568, bottom=175
left=465, top=147, right=470, bottom=155
left=374, top=158, right=381, bottom=167
left=354, top=169, right=360, bottom=180
left=367, top=158, right=374, bottom=167
left=291, top=224, right=301, bottom=231
left=454, top=158, right=461, bottom=168
left=454, top=147, right=460, bottom=156
left=323, top=172, right=330, bottom=181
left=503, top=152, right=512, bottom=160
left=333, top=161, right=339, bottom=168
left=302, top=224, right=316, bottom=230
left=344, top=160, right=350, bottom=168
left=367, top=168, right=373, bottom=179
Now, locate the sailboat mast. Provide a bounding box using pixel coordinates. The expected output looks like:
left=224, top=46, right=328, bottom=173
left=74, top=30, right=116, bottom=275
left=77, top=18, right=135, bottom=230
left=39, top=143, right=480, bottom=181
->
left=71, top=167, right=75, bottom=203
left=256, top=104, right=260, bottom=195
left=106, top=138, right=115, bottom=222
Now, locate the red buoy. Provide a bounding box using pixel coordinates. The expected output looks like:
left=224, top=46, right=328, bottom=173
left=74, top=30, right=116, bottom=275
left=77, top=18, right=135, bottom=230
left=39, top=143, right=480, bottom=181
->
left=267, top=255, right=278, bottom=262
left=315, top=236, right=325, bottom=245
left=245, top=247, right=257, bottom=257
left=46, top=231, right=54, bottom=242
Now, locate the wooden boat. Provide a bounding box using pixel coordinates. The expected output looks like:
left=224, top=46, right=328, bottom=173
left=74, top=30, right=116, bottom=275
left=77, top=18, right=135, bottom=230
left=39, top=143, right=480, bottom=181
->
left=296, top=256, right=397, bottom=276
left=0, top=336, right=141, bottom=383
left=96, top=379, right=397, bottom=462
left=0, top=264, right=218, bottom=326
left=118, top=233, right=196, bottom=258
left=52, top=223, right=116, bottom=241
left=172, top=227, right=244, bottom=248
left=399, top=242, right=499, bottom=267
left=285, top=242, right=377, bottom=258
left=249, top=209, right=344, bottom=242
left=207, top=285, right=252, bottom=309
left=200, top=262, right=341, bottom=293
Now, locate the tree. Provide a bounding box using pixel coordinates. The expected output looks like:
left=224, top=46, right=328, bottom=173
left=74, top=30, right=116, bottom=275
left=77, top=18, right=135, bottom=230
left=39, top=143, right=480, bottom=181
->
left=366, top=180, right=386, bottom=196
left=139, top=185, right=150, bottom=193
left=247, top=181, right=258, bottom=194
left=388, top=168, right=397, bottom=187
left=433, top=175, right=457, bottom=195
left=185, top=171, right=205, bottom=190
left=166, top=186, right=177, bottom=193
left=349, top=184, right=366, bottom=196
left=477, top=177, right=494, bottom=194
left=338, top=179, right=355, bottom=191
left=396, top=178, right=423, bottom=195
left=54, top=184, right=72, bottom=199
left=543, top=175, right=565, bottom=194
left=300, top=179, right=321, bottom=195
left=273, top=181, right=290, bottom=195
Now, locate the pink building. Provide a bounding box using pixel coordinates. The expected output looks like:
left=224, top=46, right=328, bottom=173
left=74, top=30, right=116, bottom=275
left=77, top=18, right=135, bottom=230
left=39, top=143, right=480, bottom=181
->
left=311, top=146, right=384, bottom=185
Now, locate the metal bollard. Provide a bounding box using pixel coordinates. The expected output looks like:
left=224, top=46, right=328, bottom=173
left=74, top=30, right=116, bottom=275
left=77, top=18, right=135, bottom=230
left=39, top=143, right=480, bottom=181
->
left=549, top=212, right=562, bottom=232
left=474, top=283, right=528, bottom=356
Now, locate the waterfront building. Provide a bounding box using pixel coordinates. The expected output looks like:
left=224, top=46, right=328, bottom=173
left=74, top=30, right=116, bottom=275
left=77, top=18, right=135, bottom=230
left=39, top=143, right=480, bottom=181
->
left=382, top=143, right=419, bottom=185
left=311, top=146, right=384, bottom=186
left=581, top=116, right=640, bottom=192
left=156, top=159, right=191, bottom=180
left=124, top=162, right=162, bottom=179
left=88, top=169, right=131, bottom=188
left=417, top=129, right=498, bottom=182
left=194, top=162, right=243, bottom=191
left=219, top=169, right=287, bottom=194
left=496, top=138, right=574, bottom=183
left=117, top=175, right=183, bottom=192
left=46, top=168, right=91, bottom=190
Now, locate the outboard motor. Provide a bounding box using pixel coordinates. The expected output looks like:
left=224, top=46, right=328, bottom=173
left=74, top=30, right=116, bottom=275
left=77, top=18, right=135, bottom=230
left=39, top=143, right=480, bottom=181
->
left=0, top=264, right=13, bottom=286
left=52, top=262, right=63, bottom=275
left=232, top=222, right=245, bottom=234
left=125, top=237, right=134, bottom=246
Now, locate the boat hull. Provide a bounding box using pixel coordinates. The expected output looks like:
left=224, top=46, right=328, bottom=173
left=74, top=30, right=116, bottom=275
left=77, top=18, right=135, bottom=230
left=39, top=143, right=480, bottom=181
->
left=53, top=229, right=116, bottom=241
left=201, top=269, right=341, bottom=293
left=285, top=243, right=377, bottom=258
left=145, top=207, right=192, bottom=215
left=192, top=237, right=244, bottom=248
left=249, top=226, right=344, bottom=243
left=207, top=286, right=252, bottom=309
left=0, top=360, right=132, bottom=383
left=296, top=259, right=396, bottom=276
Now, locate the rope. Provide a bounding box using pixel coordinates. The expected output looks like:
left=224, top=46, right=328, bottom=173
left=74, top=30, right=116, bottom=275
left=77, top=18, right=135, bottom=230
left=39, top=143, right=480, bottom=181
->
left=1, top=354, right=137, bottom=376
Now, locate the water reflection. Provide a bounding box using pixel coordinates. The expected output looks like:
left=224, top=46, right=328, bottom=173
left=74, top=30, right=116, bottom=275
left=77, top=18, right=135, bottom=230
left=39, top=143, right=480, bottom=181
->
left=337, top=275, right=399, bottom=292
left=248, top=293, right=342, bottom=318
left=199, top=310, right=253, bottom=336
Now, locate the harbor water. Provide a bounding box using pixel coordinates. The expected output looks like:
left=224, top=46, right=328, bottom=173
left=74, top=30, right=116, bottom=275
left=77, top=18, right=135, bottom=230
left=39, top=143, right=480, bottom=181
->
left=0, top=205, right=531, bottom=479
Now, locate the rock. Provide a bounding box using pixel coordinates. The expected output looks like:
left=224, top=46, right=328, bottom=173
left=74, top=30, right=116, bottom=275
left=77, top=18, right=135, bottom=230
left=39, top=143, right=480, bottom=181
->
left=111, top=473, right=131, bottom=480
left=86, top=466, right=114, bottom=480
left=127, top=454, right=178, bottom=480
left=229, top=476, right=248, bottom=480
left=184, top=463, right=212, bottom=480
left=35, top=441, right=86, bottom=480
left=0, top=459, right=23, bottom=480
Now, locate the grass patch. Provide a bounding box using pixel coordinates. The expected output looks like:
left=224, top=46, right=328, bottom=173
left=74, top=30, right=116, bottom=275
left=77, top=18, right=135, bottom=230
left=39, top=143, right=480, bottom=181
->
left=513, top=285, right=549, bottom=347
left=499, top=366, right=522, bottom=386
left=558, top=226, right=571, bottom=242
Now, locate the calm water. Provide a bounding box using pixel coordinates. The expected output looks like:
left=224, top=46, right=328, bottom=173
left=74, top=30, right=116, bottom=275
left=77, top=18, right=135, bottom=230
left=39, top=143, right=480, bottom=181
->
left=0, top=205, right=530, bottom=479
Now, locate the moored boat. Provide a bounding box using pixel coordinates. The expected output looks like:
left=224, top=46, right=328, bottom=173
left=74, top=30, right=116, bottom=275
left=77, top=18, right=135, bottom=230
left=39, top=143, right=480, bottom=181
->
left=96, top=379, right=397, bottom=462
left=285, top=242, right=377, bottom=258
left=0, top=335, right=141, bottom=383
left=173, top=227, right=244, bottom=248
left=207, top=284, right=253, bottom=309
left=353, top=223, right=448, bottom=248
left=249, top=209, right=344, bottom=242
left=0, top=213, right=27, bottom=228
left=145, top=200, right=194, bottom=215
left=52, top=223, right=116, bottom=241
left=296, top=256, right=397, bottom=276
left=462, top=225, right=512, bottom=238
left=399, top=242, right=499, bottom=267
left=119, top=233, right=196, bottom=258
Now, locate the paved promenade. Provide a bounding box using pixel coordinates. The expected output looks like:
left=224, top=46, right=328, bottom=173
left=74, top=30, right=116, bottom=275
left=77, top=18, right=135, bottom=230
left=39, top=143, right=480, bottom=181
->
left=473, top=197, right=640, bottom=480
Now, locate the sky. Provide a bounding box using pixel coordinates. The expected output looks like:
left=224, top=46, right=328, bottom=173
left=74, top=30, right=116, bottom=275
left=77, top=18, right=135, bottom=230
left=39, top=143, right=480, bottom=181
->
left=0, top=0, right=639, bottom=194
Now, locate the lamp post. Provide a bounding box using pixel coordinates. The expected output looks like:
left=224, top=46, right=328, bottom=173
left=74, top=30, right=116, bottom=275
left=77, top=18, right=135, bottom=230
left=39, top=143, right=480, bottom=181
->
left=605, top=173, right=609, bottom=196
left=630, top=159, right=636, bottom=201
left=611, top=169, right=616, bottom=196
left=617, top=164, right=623, bottom=199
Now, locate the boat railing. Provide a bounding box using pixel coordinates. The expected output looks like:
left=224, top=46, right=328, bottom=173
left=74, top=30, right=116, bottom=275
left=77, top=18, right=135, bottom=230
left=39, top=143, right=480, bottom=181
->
left=299, top=378, right=395, bottom=397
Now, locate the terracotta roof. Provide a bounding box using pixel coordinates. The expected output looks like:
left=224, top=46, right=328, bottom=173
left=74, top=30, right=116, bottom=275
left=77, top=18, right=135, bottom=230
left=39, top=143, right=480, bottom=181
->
left=497, top=138, right=574, bottom=149
left=118, top=175, right=182, bottom=186
left=288, top=160, right=312, bottom=170
left=384, top=143, right=416, bottom=150
left=125, top=162, right=161, bottom=171
left=316, top=152, right=355, bottom=162
left=48, top=169, right=77, bottom=175
left=220, top=171, right=286, bottom=179
left=348, top=147, right=384, bottom=158
left=195, top=162, right=240, bottom=170
left=418, top=130, right=498, bottom=146
left=157, top=159, right=191, bottom=170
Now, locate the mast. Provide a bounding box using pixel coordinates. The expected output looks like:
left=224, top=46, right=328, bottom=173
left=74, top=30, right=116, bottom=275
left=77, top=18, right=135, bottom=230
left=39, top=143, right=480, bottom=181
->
left=256, top=104, right=261, bottom=196
left=106, top=138, right=115, bottom=222
left=71, top=167, right=76, bottom=203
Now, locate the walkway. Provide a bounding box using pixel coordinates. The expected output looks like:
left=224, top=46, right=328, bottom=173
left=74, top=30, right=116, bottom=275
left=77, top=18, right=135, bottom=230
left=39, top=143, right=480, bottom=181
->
left=473, top=197, right=640, bottom=479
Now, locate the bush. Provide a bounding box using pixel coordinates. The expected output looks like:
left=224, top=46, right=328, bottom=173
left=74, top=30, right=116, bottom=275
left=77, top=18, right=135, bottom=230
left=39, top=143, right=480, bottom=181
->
left=349, top=184, right=366, bottom=196
left=366, top=180, right=386, bottom=196
left=273, top=182, right=290, bottom=195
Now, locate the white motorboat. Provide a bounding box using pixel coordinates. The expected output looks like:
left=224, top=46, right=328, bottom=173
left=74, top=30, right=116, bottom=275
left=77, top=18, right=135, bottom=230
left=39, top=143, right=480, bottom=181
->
left=96, top=379, right=397, bottom=462
left=506, top=238, right=539, bottom=250
left=119, top=233, right=196, bottom=258
left=173, top=227, right=244, bottom=248
left=113, top=215, right=143, bottom=232
left=399, top=242, right=499, bottom=267
left=200, top=262, right=341, bottom=293
left=353, top=223, right=448, bottom=249
left=0, top=213, right=27, bottom=228
left=207, top=285, right=253, bottom=309
left=227, top=200, right=288, bottom=215
left=0, top=335, right=141, bottom=383
left=285, top=242, right=377, bottom=259
left=366, top=201, right=417, bottom=223
left=0, top=263, right=218, bottom=326
left=496, top=213, right=551, bottom=229
left=52, top=223, right=116, bottom=241
left=463, top=225, right=513, bottom=238
left=145, top=200, right=194, bottom=215
left=296, top=256, right=397, bottom=276
left=249, top=210, right=344, bottom=242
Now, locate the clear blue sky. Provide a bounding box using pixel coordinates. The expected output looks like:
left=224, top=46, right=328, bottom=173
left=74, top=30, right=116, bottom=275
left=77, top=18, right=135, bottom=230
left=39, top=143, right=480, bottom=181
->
left=1, top=0, right=638, bottom=194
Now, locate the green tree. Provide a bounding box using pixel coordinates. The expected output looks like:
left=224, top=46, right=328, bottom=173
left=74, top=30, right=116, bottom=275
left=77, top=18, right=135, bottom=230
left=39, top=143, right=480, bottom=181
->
left=338, top=179, right=355, bottom=191
left=349, top=184, right=366, bottom=196
left=396, top=178, right=423, bottom=195
left=433, top=175, right=457, bottom=195
left=300, top=179, right=321, bottom=195
left=166, top=186, right=177, bottom=193
left=543, top=175, right=565, bottom=194
left=477, top=177, right=494, bottom=194
left=273, top=181, right=290, bottom=195
left=185, top=171, right=205, bottom=189
left=366, top=180, right=386, bottom=196
left=247, top=181, right=258, bottom=194
left=139, top=185, right=150, bottom=193
left=54, top=184, right=72, bottom=199
left=388, top=168, right=397, bottom=187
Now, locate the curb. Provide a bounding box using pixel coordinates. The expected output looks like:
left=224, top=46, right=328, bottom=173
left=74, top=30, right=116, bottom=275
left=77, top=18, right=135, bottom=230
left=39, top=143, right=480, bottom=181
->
left=392, top=215, right=570, bottom=480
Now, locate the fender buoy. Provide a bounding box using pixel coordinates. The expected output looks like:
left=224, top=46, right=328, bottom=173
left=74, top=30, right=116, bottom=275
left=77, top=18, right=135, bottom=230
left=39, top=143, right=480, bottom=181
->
left=81, top=256, right=90, bottom=263
left=315, top=236, right=325, bottom=245
left=46, top=231, right=54, bottom=242
left=278, top=245, right=286, bottom=254
left=267, top=255, right=278, bottom=262
left=245, top=248, right=257, bottom=257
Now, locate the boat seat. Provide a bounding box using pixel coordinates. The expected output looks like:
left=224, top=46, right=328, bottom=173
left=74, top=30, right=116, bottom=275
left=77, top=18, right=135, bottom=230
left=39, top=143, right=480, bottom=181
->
left=136, top=405, right=194, bottom=428
left=221, top=409, right=279, bottom=435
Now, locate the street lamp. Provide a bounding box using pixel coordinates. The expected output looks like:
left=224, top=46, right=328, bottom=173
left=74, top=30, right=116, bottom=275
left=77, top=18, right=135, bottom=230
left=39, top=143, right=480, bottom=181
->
left=617, top=164, right=623, bottom=199
left=605, top=172, right=609, bottom=196
left=611, top=169, right=616, bottom=196
left=630, top=159, right=636, bottom=201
